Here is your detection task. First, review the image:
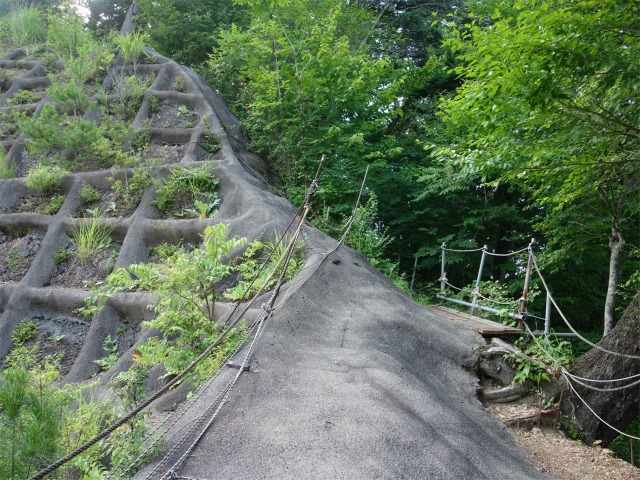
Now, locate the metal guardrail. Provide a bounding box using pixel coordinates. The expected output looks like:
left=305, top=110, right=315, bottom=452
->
left=435, top=295, right=524, bottom=320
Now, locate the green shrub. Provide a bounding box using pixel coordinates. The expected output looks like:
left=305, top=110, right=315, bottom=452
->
left=5, top=89, right=40, bottom=106
left=47, top=8, right=93, bottom=60
left=173, top=75, right=185, bottom=92
left=111, top=30, right=148, bottom=73
left=47, top=75, right=91, bottom=117
left=0, top=111, right=21, bottom=140
left=93, top=335, right=119, bottom=371
left=0, top=345, right=154, bottom=480
left=151, top=165, right=219, bottom=213
left=53, top=246, right=72, bottom=265
left=6, top=250, right=22, bottom=271
left=43, top=193, right=65, bottom=214
left=225, top=231, right=305, bottom=300
left=24, top=163, right=69, bottom=196
left=198, top=131, right=220, bottom=153
left=66, top=216, right=114, bottom=264
left=98, top=223, right=247, bottom=385
left=0, top=148, right=15, bottom=179
left=108, top=155, right=155, bottom=208
left=506, top=336, right=574, bottom=386
left=148, top=94, right=160, bottom=113
left=110, top=73, right=154, bottom=120
left=15, top=103, right=62, bottom=154
left=151, top=240, right=184, bottom=260
left=79, top=182, right=101, bottom=204
left=11, top=318, right=39, bottom=344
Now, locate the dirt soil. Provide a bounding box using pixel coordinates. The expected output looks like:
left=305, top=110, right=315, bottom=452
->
left=12, top=194, right=57, bottom=214
left=138, top=140, right=187, bottom=165
left=78, top=188, right=138, bottom=219
left=155, top=190, right=220, bottom=220
left=149, top=103, right=198, bottom=129
left=486, top=398, right=640, bottom=479
left=17, top=315, right=91, bottom=378
left=48, top=244, right=120, bottom=289
left=0, top=231, right=43, bottom=283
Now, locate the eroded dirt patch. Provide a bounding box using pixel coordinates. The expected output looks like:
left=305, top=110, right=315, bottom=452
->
left=18, top=315, right=90, bottom=378
left=510, top=426, right=639, bottom=480
left=49, top=244, right=120, bottom=289
left=76, top=189, right=138, bottom=219
left=0, top=231, right=43, bottom=283
left=149, top=103, right=198, bottom=129
left=139, top=140, right=187, bottom=165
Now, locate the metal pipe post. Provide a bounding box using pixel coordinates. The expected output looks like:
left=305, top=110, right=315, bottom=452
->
left=410, top=255, right=418, bottom=296
left=440, top=242, right=446, bottom=304
left=471, top=245, right=487, bottom=316
left=543, top=292, right=552, bottom=349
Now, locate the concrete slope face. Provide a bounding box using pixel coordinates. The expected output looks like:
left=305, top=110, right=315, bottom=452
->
left=0, top=31, right=548, bottom=480
left=138, top=247, right=550, bottom=480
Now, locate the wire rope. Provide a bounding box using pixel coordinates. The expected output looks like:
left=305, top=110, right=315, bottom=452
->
left=563, top=374, right=640, bottom=441
left=441, top=280, right=522, bottom=306
left=441, top=246, right=485, bottom=253
left=484, top=247, right=530, bottom=257
left=531, top=252, right=640, bottom=360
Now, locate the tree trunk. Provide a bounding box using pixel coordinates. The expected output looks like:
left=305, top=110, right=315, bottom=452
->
left=603, top=226, right=623, bottom=335
left=565, top=293, right=640, bottom=447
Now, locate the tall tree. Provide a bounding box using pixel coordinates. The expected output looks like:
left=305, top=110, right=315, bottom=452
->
left=135, top=0, right=247, bottom=67
left=429, top=0, right=640, bottom=334
left=86, top=0, right=132, bottom=33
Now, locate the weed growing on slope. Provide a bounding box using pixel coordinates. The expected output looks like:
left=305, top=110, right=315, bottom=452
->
left=225, top=230, right=305, bottom=300
left=66, top=217, right=114, bottom=264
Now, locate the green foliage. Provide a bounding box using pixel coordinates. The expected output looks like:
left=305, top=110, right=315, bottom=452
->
left=0, top=351, right=65, bottom=480
left=66, top=216, right=114, bottom=264
left=16, top=103, right=102, bottom=157
left=110, top=73, right=155, bottom=120
left=151, top=164, right=219, bottom=213
left=1, top=6, right=46, bottom=46
left=150, top=240, right=184, bottom=260
left=198, top=130, right=220, bottom=153
left=5, top=89, right=40, bottom=106
left=11, top=318, right=39, bottom=345
left=52, top=246, right=72, bottom=265
left=111, top=29, right=148, bottom=72
left=0, top=342, right=154, bottom=480
left=507, top=336, right=574, bottom=386
left=107, top=144, right=156, bottom=208
left=6, top=250, right=21, bottom=271
left=173, top=75, right=185, bottom=92
left=93, top=334, right=119, bottom=372
left=609, top=416, right=640, bottom=465
left=46, top=75, right=91, bottom=117
left=90, top=224, right=247, bottom=384
left=225, top=231, right=304, bottom=300
left=47, top=6, right=95, bottom=60
left=430, top=0, right=640, bottom=331
left=79, top=182, right=101, bottom=204
left=0, top=111, right=21, bottom=141
left=23, top=163, right=69, bottom=196
left=136, top=0, right=248, bottom=67
left=347, top=193, right=393, bottom=268
left=210, top=0, right=404, bottom=192
left=43, top=193, right=65, bottom=214
left=0, top=148, right=16, bottom=179
left=148, top=94, right=160, bottom=113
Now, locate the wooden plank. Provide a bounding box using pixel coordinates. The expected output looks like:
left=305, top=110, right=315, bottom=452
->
left=428, top=305, right=521, bottom=335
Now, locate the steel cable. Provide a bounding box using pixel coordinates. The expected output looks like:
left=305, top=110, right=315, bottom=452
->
left=531, top=252, right=640, bottom=360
